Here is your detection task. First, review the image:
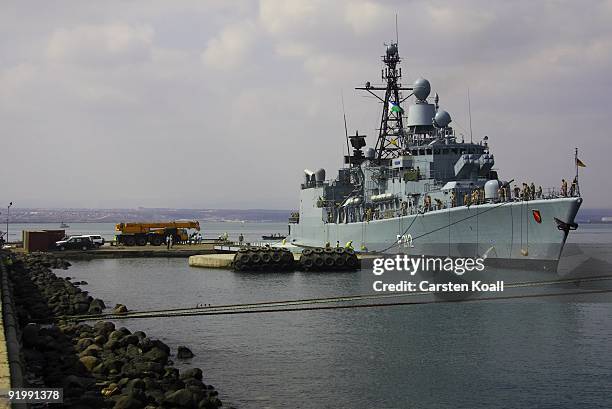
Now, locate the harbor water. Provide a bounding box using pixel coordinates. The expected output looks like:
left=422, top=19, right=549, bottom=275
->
left=43, top=223, right=612, bottom=408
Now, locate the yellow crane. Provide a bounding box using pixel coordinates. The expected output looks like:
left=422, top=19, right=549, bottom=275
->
left=115, top=221, right=201, bottom=246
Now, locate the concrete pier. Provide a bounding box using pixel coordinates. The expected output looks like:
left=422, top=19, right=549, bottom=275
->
left=13, top=243, right=217, bottom=260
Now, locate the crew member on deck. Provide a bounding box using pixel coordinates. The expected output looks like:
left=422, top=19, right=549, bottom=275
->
left=561, top=179, right=568, bottom=197
left=570, top=177, right=577, bottom=197
left=513, top=185, right=520, bottom=200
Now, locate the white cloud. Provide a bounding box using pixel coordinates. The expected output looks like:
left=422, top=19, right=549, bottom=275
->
left=259, top=0, right=323, bottom=34
left=344, top=0, right=389, bottom=35
left=201, top=21, right=259, bottom=69
left=46, top=23, right=154, bottom=66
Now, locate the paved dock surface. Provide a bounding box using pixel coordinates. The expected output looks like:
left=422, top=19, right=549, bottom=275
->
left=13, top=243, right=218, bottom=259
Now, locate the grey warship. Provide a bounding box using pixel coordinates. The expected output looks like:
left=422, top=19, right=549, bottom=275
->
left=288, top=42, right=582, bottom=269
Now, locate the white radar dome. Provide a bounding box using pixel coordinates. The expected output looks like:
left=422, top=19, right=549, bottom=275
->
left=413, top=78, right=431, bottom=100
left=433, top=110, right=452, bottom=128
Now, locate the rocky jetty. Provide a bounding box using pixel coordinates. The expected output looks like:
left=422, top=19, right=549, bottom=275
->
left=6, top=252, right=226, bottom=409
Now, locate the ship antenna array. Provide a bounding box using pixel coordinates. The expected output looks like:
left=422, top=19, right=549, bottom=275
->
left=355, top=41, right=414, bottom=160
left=341, top=91, right=350, bottom=167
left=468, top=88, right=473, bottom=143
left=395, top=13, right=399, bottom=45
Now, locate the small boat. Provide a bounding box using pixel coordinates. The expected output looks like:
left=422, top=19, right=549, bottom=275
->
left=262, top=233, right=287, bottom=240
left=60, top=222, right=70, bottom=228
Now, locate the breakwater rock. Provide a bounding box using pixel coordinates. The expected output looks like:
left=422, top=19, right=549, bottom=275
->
left=5, top=252, right=227, bottom=409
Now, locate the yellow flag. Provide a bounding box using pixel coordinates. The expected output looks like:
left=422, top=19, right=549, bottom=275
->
left=389, top=138, right=398, bottom=146
left=576, top=158, right=586, bottom=167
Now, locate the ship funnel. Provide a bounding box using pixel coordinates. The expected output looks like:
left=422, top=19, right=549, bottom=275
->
left=315, top=168, right=326, bottom=183
left=304, top=169, right=315, bottom=185
left=433, top=110, right=452, bottom=128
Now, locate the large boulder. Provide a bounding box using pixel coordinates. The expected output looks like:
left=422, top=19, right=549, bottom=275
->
left=121, top=359, right=164, bottom=378
left=113, top=395, right=144, bottom=409
left=143, top=347, right=168, bottom=364
left=94, top=321, right=115, bottom=336
left=180, top=368, right=203, bottom=381
left=79, top=355, right=100, bottom=371
left=22, top=323, right=41, bottom=347
left=164, top=388, right=195, bottom=408
left=177, top=346, right=194, bottom=359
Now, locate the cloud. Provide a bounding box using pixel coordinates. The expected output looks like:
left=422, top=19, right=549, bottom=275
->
left=1, top=0, right=612, bottom=208
left=201, top=21, right=259, bottom=69
left=344, top=1, right=389, bottom=35
left=46, top=23, right=154, bottom=66
left=259, top=0, right=324, bottom=34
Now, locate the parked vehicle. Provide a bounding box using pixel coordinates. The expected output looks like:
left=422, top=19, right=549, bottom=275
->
left=115, top=221, right=200, bottom=246
left=55, top=235, right=95, bottom=251
left=84, top=234, right=105, bottom=247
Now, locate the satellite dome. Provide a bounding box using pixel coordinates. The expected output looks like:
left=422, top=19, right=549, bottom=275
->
left=433, top=110, right=452, bottom=128
left=413, top=78, right=431, bottom=100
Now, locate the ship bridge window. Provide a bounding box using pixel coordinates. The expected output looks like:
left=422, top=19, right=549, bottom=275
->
left=433, top=149, right=440, bottom=155
left=426, top=149, right=432, bottom=155
left=411, top=149, right=417, bottom=155
left=419, top=149, right=425, bottom=155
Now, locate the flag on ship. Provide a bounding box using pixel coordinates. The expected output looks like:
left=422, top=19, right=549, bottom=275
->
left=388, top=101, right=402, bottom=114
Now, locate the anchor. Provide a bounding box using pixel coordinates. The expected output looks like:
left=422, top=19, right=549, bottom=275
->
left=554, top=217, right=578, bottom=233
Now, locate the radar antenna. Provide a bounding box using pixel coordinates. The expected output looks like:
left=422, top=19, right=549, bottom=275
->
left=356, top=42, right=413, bottom=160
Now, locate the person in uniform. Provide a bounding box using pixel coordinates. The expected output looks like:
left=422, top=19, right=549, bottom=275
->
left=513, top=185, right=520, bottom=200
left=464, top=192, right=470, bottom=207
left=560, top=179, right=567, bottom=197
left=450, top=191, right=457, bottom=207
left=570, top=177, right=577, bottom=196
left=536, top=185, right=543, bottom=199
left=344, top=240, right=354, bottom=250
left=530, top=182, right=536, bottom=200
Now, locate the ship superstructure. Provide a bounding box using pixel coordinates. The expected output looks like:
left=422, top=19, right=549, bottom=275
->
left=288, top=42, right=582, bottom=268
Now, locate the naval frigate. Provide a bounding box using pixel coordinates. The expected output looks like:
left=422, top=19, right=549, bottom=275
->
left=288, top=42, right=582, bottom=269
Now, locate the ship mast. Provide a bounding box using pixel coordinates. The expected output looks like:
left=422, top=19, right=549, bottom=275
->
left=356, top=42, right=413, bottom=161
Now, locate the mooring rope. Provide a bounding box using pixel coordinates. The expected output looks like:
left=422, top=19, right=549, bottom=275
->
left=65, top=288, right=612, bottom=322
left=63, top=275, right=612, bottom=322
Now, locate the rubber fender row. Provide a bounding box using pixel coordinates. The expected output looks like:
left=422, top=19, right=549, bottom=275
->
left=299, top=247, right=359, bottom=271
left=233, top=247, right=295, bottom=271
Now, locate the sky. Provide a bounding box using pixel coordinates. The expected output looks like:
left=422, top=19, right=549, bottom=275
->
left=1, top=0, right=611, bottom=209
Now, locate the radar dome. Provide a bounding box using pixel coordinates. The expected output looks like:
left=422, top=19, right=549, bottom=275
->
left=433, top=110, right=452, bottom=128
left=413, top=78, right=431, bottom=100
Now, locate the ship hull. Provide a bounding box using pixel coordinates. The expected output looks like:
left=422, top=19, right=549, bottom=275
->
left=290, top=195, right=582, bottom=267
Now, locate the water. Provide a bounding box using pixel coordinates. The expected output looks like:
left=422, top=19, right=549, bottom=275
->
left=52, top=223, right=612, bottom=408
